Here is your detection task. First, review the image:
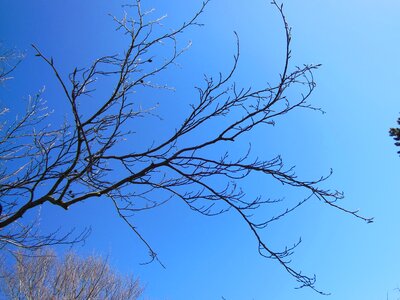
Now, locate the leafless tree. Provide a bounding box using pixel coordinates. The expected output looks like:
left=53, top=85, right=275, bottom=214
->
left=0, top=0, right=372, bottom=292
left=0, top=249, right=143, bottom=300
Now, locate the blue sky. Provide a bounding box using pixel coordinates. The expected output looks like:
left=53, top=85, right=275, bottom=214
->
left=1, top=0, right=400, bottom=299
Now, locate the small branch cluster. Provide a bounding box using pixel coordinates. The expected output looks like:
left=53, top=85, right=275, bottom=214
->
left=0, top=46, right=24, bottom=83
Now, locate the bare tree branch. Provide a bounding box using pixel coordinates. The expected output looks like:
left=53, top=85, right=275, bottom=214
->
left=0, top=0, right=372, bottom=292
left=0, top=45, right=24, bottom=83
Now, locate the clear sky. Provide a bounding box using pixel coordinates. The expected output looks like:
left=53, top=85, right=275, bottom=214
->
left=1, top=0, right=400, bottom=299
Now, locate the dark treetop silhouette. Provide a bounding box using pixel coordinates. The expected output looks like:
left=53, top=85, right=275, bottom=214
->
left=0, top=0, right=372, bottom=293
left=389, top=116, right=400, bottom=155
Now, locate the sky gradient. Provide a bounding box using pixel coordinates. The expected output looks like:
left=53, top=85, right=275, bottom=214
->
left=1, top=0, right=400, bottom=299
